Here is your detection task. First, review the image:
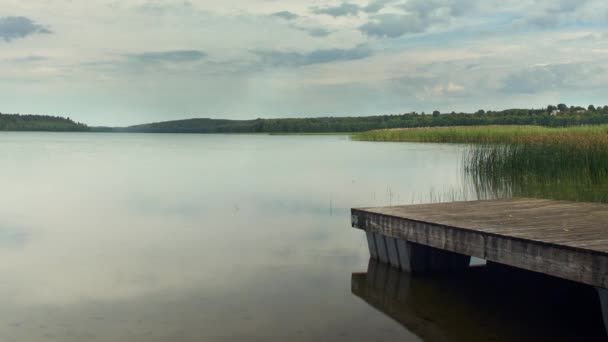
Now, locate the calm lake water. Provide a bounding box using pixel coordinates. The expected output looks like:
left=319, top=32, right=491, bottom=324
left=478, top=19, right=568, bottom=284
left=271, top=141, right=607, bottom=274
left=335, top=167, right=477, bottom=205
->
left=0, top=133, right=605, bottom=341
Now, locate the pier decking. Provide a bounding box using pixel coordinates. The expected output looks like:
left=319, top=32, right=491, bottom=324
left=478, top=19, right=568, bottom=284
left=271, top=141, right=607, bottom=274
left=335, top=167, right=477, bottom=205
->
left=351, top=198, right=608, bottom=289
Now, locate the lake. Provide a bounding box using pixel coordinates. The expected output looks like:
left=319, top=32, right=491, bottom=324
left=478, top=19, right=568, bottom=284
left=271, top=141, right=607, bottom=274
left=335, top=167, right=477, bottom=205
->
left=0, top=133, right=605, bottom=341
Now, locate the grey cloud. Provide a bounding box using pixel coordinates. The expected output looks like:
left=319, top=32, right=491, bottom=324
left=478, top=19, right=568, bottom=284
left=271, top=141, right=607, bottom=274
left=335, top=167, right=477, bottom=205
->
left=360, top=14, right=428, bottom=38
left=548, top=0, right=590, bottom=13
left=7, top=55, right=48, bottom=63
left=310, top=0, right=394, bottom=17
left=253, top=45, right=372, bottom=67
left=272, top=11, right=299, bottom=20
left=0, top=16, right=51, bottom=42
left=570, top=32, right=608, bottom=42
left=304, top=27, right=331, bottom=37
left=401, top=0, right=476, bottom=18
left=290, top=25, right=331, bottom=37
left=137, top=0, right=193, bottom=15
left=520, top=15, right=559, bottom=29
left=513, top=0, right=595, bottom=29
left=394, top=75, right=439, bottom=88
left=270, top=11, right=330, bottom=37
left=362, top=0, right=394, bottom=13
left=127, top=50, right=207, bottom=63
left=501, top=63, right=604, bottom=94
left=311, top=3, right=360, bottom=17
left=360, top=0, right=477, bottom=38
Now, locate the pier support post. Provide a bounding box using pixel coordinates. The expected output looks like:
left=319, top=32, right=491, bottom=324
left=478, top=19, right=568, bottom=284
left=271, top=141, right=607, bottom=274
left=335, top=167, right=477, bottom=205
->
left=374, top=233, right=389, bottom=264
left=365, top=232, right=378, bottom=259
left=598, top=288, right=608, bottom=336
left=367, top=233, right=470, bottom=274
left=385, top=236, right=402, bottom=269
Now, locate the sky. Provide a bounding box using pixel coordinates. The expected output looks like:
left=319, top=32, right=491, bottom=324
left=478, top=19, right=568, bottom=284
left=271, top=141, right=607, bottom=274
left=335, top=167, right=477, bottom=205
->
left=1, top=0, right=608, bottom=126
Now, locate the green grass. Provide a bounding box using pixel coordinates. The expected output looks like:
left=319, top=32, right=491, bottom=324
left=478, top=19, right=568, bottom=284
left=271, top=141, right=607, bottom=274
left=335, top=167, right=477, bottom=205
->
left=353, top=125, right=608, bottom=203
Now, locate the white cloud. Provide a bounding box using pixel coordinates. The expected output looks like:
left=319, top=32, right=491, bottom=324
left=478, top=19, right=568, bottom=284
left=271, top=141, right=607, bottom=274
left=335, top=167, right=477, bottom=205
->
left=0, top=0, right=608, bottom=125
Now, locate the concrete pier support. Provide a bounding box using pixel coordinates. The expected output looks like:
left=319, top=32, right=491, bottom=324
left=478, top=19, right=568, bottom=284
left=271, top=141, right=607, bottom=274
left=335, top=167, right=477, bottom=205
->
left=385, top=236, right=401, bottom=269
left=598, top=288, right=608, bottom=336
left=374, top=233, right=389, bottom=263
left=365, top=232, right=378, bottom=259
left=367, top=233, right=470, bottom=274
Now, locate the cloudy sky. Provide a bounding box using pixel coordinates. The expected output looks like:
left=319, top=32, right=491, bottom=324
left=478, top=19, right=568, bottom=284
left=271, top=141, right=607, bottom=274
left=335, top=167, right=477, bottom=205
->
left=1, top=0, right=607, bottom=126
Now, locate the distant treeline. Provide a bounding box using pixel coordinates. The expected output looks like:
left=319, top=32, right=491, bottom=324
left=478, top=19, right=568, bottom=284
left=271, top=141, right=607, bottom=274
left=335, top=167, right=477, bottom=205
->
left=0, top=113, right=88, bottom=132
left=5, top=103, right=608, bottom=133
left=103, top=104, right=608, bottom=133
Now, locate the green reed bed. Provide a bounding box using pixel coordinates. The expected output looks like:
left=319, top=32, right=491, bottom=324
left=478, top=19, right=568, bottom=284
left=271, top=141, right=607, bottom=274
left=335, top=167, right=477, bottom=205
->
left=352, top=125, right=608, bottom=144
left=354, top=125, right=608, bottom=202
left=465, top=143, right=608, bottom=202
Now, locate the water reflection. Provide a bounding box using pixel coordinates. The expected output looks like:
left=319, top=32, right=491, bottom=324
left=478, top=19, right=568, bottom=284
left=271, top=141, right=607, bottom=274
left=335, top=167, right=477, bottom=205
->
left=0, top=133, right=466, bottom=341
left=465, top=170, right=608, bottom=203
left=2, top=132, right=606, bottom=341
left=352, top=259, right=607, bottom=342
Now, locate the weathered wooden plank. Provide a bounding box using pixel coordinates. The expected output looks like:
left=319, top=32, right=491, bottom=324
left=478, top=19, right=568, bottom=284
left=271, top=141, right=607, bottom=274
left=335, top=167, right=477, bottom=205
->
left=357, top=198, right=608, bottom=253
left=352, top=198, right=608, bottom=289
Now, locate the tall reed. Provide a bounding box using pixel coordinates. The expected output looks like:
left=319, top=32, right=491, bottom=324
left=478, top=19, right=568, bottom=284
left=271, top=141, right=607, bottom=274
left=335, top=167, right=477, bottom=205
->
left=353, top=125, right=608, bottom=145
left=464, top=141, right=608, bottom=203
left=353, top=125, right=608, bottom=203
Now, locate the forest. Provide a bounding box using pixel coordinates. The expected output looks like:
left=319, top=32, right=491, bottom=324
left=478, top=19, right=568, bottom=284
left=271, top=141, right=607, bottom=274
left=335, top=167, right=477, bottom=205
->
left=111, top=104, right=608, bottom=133
left=3, top=104, right=608, bottom=133
left=0, top=113, right=88, bottom=131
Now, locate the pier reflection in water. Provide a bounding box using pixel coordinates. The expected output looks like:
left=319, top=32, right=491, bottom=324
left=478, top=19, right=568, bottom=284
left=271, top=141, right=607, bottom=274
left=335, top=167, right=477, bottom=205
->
left=352, top=259, right=607, bottom=342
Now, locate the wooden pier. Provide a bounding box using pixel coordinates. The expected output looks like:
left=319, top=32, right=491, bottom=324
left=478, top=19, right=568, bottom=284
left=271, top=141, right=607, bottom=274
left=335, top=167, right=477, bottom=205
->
left=351, top=198, right=608, bottom=330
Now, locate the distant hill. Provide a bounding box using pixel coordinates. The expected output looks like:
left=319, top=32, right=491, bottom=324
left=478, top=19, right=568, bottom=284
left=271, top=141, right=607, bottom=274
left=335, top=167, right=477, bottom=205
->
left=0, top=113, right=88, bottom=132
left=96, top=105, right=608, bottom=134
left=113, top=118, right=260, bottom=133
left=5, top=104, right=608, bottom=134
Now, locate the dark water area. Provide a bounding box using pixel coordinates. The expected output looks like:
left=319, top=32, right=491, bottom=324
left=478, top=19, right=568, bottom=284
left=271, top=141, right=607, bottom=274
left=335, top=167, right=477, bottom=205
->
left=353, top=260, right=607, bottom=342
left=0, top=133, right=605, bottom=341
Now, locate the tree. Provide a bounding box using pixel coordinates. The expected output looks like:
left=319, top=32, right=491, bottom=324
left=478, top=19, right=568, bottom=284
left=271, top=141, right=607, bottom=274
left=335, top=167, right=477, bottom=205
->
left=588, top=105, right=596, bottom=111
left=547, top=105, right=557, bottom=112
left=557, top=103, right=568, bottom=111
left=432, top=110, right=441, bottom=117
